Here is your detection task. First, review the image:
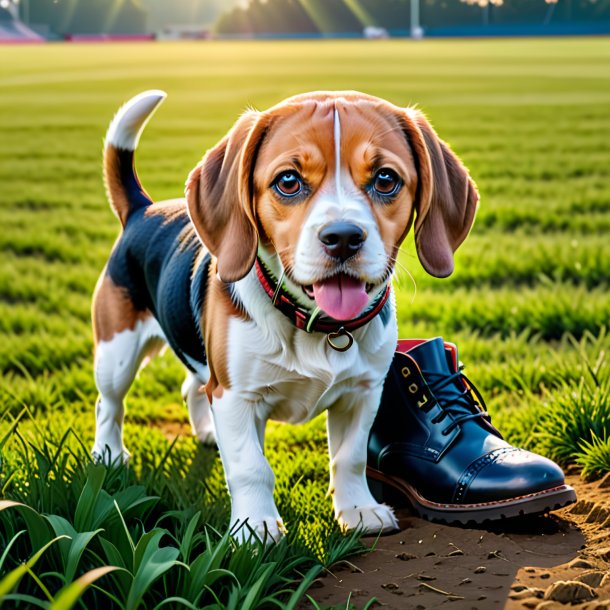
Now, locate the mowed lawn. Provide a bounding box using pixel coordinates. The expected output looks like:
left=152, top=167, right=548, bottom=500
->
left=1, top=38, right=610, bottom=606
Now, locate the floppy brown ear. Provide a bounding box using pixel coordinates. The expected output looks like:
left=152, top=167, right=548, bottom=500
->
left=402, top=109, right=479, bottom=278
left=185, top=110, right=269, bottom=283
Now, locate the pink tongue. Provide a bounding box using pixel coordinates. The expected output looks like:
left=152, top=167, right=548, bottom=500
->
left=312, top=274, right=368, bottom=320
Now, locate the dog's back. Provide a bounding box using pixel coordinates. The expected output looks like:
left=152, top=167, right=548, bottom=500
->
left=92, top=92, right=215, bottom=461
left=98, top=90, right=210, bottom=373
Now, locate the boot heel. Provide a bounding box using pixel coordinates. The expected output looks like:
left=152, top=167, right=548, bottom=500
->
left=367, top=474, right=407, bottom=508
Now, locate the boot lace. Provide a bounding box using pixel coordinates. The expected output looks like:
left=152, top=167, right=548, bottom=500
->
left=421, top=366, right=491, bottom=436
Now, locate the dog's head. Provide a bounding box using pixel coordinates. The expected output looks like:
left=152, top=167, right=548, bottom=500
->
left=186, top=91, right=478, bottom=320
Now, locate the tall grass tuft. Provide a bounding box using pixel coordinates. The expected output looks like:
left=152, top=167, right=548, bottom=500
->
left=492, top=332, right=610, bottom=478
left=0, top=409, right=365, bottom=609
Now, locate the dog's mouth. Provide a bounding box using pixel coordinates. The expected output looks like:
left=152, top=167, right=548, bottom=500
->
left=301, top=273, right=375, bottom=320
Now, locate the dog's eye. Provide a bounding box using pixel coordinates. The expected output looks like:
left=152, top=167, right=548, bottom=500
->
left=273, top=171, right=303, bottom=198
left=373, top=168, right=401, bottom=197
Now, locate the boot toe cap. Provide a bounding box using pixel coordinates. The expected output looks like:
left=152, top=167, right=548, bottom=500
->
left=460, top=447, right=566, bottom=504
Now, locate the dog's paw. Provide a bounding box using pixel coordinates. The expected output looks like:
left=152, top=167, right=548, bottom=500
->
left=338, top=503, right=399, bottom=535
left=193, top=424, right=216, bottom=446
left=231, top=516, right=287, bottom=545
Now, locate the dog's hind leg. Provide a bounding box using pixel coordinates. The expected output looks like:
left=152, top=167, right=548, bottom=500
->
left=181, top=368, right=216, bottom=445
left=92, top=275, right=165, bottom=463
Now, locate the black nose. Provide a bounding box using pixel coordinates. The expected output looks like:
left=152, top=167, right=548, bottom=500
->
left=319, top=222, right=366, bottom=262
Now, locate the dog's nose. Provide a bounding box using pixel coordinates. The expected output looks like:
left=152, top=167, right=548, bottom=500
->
left=319, top=222, right=366, bottom=262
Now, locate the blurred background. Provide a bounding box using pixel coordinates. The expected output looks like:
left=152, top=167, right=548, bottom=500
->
left=1, top=0, right=610, bottom=41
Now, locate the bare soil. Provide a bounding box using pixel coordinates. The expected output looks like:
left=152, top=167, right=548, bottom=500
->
left=305, top=473, right=610, bottom=610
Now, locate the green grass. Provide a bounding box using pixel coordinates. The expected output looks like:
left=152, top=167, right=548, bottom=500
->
left=1, top=38, right=610, bottom=608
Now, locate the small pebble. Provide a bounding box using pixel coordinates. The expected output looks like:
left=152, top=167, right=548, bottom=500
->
left=395, top=552, right=416, bottom=561
left=474, top=566, right=487, bottom=574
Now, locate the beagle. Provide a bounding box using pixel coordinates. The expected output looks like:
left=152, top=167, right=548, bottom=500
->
left=92, top=90, right=478, bottom=541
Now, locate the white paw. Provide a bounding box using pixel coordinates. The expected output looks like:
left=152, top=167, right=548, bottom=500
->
left=193, top=424, right=216, bottom=446
left=231, top=516, right=287, bottom=545
left=338, top=503, right=399, bottom=535
left=91, top=444, right=130, bottom=466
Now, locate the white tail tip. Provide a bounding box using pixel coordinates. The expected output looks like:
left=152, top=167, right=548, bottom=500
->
left=105, top=90, right=167, bottom=151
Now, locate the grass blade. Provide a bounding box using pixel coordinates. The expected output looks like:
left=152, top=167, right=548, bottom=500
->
left=50, top=566, right=121, bottom=610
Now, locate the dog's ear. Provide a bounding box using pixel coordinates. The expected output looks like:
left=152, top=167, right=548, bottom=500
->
left=186, top=110, right=270, bottom=283
left=401, top=109, right=479, bottom=278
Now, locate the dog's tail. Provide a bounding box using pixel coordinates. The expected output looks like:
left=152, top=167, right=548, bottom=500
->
left=103, top=90, right=167, bottom=227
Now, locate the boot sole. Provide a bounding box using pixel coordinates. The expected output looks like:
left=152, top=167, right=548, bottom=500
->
left=366, top=466, right=576, bottom=525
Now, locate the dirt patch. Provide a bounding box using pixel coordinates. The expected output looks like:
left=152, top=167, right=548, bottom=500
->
left=304, top=475, right=610, bottom=610
left=155, top=421, right=609, bottom=609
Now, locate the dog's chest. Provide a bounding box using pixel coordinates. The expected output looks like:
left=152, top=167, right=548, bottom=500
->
left=225, top=314, right=393, bottom=423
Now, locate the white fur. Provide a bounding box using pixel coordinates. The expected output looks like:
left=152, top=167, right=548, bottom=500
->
left=219, top=109, right=400, bottom=540
left=105, top=90, right=166, bottom=151
left=93, top=317, right=166, bottom=462
left=181, top=368, right=215, bottom=445
left=224, top=271, right=399, bottom=540
left=334, top=108, right=343, bottom=200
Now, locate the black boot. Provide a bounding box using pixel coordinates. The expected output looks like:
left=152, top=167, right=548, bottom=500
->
left=367, top=337, right=576, bottom=524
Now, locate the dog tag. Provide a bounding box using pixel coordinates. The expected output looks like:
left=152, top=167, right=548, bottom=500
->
left=326, top=327, right=354, bottom=352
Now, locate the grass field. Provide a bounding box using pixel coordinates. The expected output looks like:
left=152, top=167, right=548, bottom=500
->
left=1, top=38, right=610, bottom=608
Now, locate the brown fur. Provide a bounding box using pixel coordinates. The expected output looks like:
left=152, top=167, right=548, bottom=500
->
left=103, top=146, right=132, bottom=227
left=92, top=273, right=151, bottom=344
left=104, top=145, right=156, bottom=228
left=185, top=112, right=272, bottom=283
left=254, top=100, right=337, bottom=270
left=401, top=109, right=479, bottom=277
left=201, top=260, right=251, bottom=400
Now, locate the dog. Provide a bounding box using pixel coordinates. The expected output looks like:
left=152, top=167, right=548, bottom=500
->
left=92, top=90, right=478, bottom=541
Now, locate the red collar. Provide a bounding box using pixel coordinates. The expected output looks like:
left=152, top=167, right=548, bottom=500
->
left=255, top=258, right=391, bottom=334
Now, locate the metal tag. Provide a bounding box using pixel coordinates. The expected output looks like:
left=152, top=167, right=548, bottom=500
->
left=326, top=327, right=354, bottom=352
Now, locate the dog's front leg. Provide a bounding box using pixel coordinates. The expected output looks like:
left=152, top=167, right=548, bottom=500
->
left=211, top=390, right=284, bottom=543
left=327, top=387, right=399, bottom=535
